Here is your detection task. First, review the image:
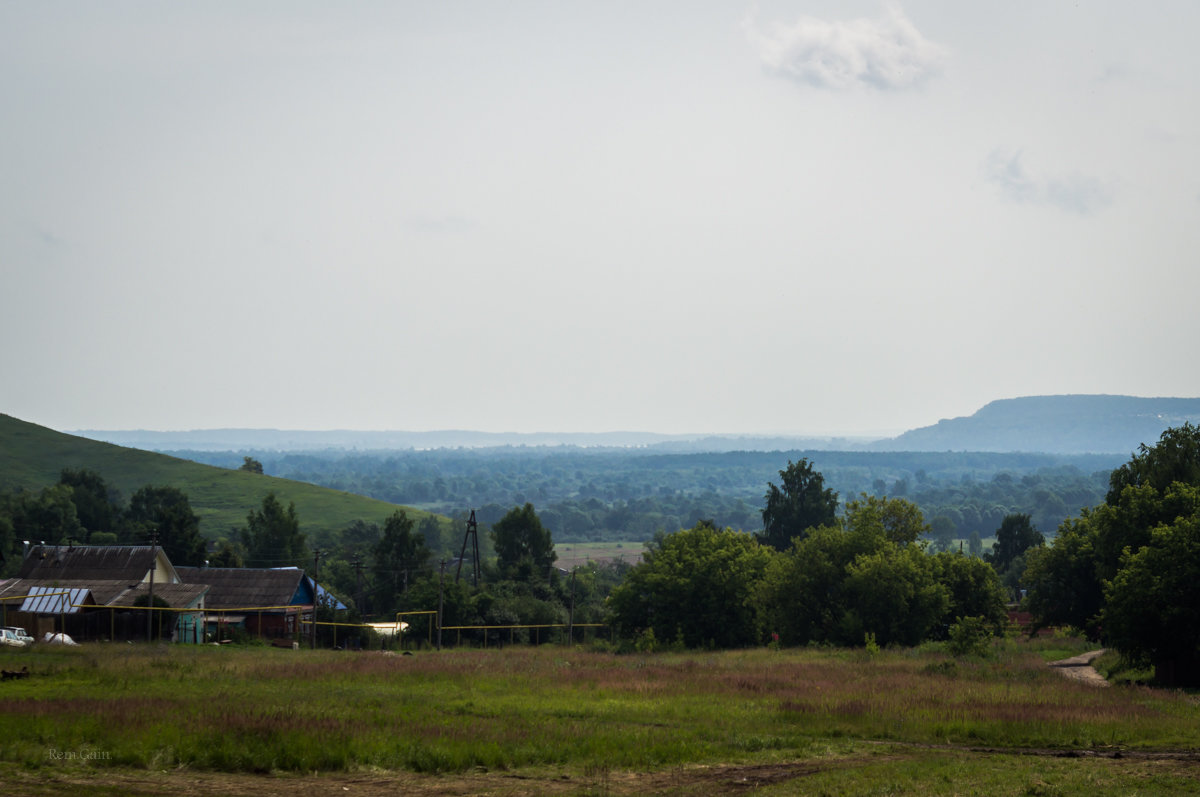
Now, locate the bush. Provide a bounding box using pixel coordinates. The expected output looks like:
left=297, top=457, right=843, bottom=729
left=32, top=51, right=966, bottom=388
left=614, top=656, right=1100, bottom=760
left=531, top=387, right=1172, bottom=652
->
left=948, top=616, right=993, bottom=658
left=635, top=627, right=658, bottom=653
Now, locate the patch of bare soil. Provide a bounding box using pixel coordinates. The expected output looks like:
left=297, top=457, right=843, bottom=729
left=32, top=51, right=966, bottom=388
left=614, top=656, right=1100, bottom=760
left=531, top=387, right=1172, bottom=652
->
left=1048, top=648, right=1110, bottom=687
left=6, top=751, right=1199, bottom=796
left=0, top=759, right=867, bottom=797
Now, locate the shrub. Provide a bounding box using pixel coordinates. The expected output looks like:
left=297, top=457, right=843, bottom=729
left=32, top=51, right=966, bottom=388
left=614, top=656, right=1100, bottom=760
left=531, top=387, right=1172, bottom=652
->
left=948, top=616, right=993, bottom=658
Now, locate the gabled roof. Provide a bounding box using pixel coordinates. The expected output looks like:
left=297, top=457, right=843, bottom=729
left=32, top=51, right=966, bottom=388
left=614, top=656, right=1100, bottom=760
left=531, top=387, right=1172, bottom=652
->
left=18, top=545, right=178, bottom=584
left=107, top=582, right=208, bottom=609
left=0, top=579, right=209, bottom=611
left=174, top=566, right=313, bottom=611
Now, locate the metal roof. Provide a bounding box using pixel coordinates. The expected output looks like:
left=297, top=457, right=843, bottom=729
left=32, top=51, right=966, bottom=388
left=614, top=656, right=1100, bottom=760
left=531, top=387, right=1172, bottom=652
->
left=175, top=567, right=346, bottom=611
left=0, top=579, right=208, bottom=611
left=18, top=545, right=177, bottom=583
left=174, top=567, right=312, bottom=611
left=107, top=582, right=209, bottom=609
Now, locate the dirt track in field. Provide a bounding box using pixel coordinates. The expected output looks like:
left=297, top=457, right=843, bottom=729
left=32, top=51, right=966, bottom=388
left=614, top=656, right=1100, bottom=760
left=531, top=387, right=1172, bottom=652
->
left=1048, top=649, right=1111, bottom=687
left=0, top=761, right=853, bottom=797
left=7, top=749, right=1200, bottom=797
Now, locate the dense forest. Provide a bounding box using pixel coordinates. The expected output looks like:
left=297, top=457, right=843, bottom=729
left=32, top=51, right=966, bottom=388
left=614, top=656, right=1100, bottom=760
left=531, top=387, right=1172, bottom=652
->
left=169, top=448, right=1119, bottom=546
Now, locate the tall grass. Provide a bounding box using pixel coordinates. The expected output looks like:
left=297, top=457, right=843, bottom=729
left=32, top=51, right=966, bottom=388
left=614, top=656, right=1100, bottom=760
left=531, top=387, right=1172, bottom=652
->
left=0, top=638, right=1194, bottom=776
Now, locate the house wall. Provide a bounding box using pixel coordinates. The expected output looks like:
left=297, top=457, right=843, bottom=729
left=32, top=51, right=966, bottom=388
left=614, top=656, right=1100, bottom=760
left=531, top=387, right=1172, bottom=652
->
left=67, top=609, right=175, bottom=643
left=141, top=552, right=178, bottom=585
left=173, top=612, right=204, bottom=644
left=244, top=611, right=300, bottom=639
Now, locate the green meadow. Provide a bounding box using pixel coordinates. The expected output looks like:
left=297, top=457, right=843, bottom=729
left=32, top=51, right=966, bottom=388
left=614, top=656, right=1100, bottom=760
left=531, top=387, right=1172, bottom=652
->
left=0, top=413, right=430, bottom=540
left=554, top=541, right=645, bottom=568
left=0, top=636, right=1196, bottom=795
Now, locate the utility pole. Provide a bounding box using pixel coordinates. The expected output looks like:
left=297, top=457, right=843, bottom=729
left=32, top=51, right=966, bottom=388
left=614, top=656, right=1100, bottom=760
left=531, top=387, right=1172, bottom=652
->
left=567, top=567, right=577, bottom=645
left=311, top=548, right=321, bottom=650
left=147, top=528, right=158, bottom=642
left=437, top=559, right=446, bottom=651
left=352, top=554, right=365, bottom=616
left=455, top=510, right=481, bottom=587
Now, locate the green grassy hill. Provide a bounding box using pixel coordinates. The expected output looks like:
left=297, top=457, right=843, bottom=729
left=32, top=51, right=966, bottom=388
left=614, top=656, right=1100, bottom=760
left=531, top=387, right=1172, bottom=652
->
left=0, top=414, right=433, bottom=539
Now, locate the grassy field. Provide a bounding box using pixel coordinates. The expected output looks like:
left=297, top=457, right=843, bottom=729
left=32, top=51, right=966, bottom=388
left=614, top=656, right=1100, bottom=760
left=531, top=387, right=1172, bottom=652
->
left=555, top=541, right=645, bottom=568
left=0, top=413, right=435, bottom=540
left=0, top=636, right=1196, bottom=795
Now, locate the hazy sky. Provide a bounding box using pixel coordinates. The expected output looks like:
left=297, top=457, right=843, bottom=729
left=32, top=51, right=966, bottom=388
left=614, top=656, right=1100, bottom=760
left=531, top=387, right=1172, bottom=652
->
left=3, top=2, right=1198, bottom=436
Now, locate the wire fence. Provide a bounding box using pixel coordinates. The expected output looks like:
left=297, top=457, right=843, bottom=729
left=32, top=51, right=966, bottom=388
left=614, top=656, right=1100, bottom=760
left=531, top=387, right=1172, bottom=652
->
left=2, top=593, right=610, bottom=650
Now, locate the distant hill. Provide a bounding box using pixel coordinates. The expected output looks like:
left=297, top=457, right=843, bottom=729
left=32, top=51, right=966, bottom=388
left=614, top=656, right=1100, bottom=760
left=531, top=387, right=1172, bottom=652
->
left=71, top=427, right=873, bottom=453
left=0, top=414, right=434, bottom=539
left=69, top=428, right=698, bottom=452
left=66, top=394, right=1200, bottom=457
left=872, top=395, right=1200, bottom=454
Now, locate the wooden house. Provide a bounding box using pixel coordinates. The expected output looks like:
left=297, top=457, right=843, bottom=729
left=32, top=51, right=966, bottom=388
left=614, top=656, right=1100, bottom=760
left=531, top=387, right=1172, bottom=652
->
left=0, top=545, right=206, bottom=642
left=175, top=566, right=332, bottom=641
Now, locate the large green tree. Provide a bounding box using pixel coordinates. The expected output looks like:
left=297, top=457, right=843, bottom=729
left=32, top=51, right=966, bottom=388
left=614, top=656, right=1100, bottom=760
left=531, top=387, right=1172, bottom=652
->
left=58, top=468, right=120, bottom=540
left=1102, top=499, right=1200, bottom=685
left=1026, top=425, right=1200, bottom=685
left=6, top=485, right=84, bottom=547
left=491, top=503, right=556, bottom=581
left=930, top=551, right=1009, bottom=634
left=758, top=459, right=839, bottom=550
left=841, top=544, right=948, bottom=647
left=1106, top=422, right=1200, bottom=504
left=372, top=510, right=431, bottom=615
left=241, top=492, right=307, bottom=568
left=986, top=513, right=1043, bottom=575
left=759, top=496, right=950, bottom=647
left=843, top=493, right=928, bottom=545
left=127, top=486, right=206, bottom=566
left=609, top=521, right=774, bottom=649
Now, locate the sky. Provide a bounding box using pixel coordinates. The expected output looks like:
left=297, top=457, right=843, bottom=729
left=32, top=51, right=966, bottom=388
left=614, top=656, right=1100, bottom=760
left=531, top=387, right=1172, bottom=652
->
left=3, top=2, right=1199, bottom=436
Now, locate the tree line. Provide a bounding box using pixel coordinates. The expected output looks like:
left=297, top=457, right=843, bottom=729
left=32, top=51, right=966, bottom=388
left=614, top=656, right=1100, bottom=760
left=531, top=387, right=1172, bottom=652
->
left=1023, top=423, right=1200, bottom=686
left=175, top=447, right=1117, bottom=546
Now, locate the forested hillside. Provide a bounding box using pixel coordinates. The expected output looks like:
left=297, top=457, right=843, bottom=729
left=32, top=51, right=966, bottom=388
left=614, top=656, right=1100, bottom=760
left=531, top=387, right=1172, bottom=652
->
left=170, top=447, right=1120, bottom=545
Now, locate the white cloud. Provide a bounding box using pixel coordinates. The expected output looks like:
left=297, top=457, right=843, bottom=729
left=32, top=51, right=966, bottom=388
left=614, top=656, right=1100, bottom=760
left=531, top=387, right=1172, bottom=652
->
left=985, top=149, right=1114, bottom=215
left=744, top=5, right=946, bottom=91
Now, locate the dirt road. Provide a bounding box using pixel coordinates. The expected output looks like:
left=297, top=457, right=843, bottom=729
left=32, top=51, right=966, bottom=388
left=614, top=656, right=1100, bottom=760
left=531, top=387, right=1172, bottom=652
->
left=1048, top=649, right=1110, bottom=686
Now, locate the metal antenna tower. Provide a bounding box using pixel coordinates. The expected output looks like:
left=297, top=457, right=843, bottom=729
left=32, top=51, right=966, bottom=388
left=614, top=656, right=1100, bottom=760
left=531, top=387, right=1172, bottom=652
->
left=455, top=509, right=481, bottom=587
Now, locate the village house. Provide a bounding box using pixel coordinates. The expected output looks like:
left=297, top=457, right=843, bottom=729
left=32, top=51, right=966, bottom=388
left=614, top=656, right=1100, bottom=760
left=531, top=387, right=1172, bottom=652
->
left=0, top=544, right=207, bottom=642
left=0, top=545, right=342, bottom=645
left=174, top=566, right=345, bottom=642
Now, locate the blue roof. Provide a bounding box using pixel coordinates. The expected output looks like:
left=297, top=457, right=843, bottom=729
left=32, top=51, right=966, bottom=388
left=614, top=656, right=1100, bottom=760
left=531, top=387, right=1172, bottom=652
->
left=269, top=567, right=348, bottom=610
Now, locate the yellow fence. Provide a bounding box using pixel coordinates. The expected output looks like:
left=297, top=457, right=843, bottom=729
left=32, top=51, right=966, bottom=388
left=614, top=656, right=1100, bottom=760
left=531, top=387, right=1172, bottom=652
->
left=4, top=593, right=609, bottom=650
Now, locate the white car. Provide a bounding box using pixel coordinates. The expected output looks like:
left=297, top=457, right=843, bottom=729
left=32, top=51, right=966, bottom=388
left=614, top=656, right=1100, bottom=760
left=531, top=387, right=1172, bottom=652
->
left=3, top=627, right=33, bottom=645
left=1, top=629, right=29, bottom=648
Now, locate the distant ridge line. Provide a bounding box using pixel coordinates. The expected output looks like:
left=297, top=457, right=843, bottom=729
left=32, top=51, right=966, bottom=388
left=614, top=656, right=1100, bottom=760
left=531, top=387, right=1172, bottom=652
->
left=70, top=394, right=1200, bottom=455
